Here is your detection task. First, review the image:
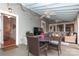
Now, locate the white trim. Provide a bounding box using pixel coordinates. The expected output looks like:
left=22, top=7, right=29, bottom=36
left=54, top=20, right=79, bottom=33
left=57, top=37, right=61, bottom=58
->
left=77, top=14, right=79, bottom=44
left=0, top=13, right=3, bottom=48
left=63, top=24, right=66, bottom=32
left=16, top=15, right=19, bottom=46
left=50, top=22, right=74, bottom=25
left=41, top=20, right=46, bottom=33
left=0, top=10, right=17, bottom=16
left=0, top=10, right=19, bottom=48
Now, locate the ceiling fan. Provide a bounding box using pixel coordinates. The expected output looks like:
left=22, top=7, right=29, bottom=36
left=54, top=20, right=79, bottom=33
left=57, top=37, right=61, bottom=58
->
left=40, top=10, right=56, bottom=19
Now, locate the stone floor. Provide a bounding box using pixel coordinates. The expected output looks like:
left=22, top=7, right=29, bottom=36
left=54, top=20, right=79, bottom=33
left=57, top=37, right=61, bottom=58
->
left=0, top=44, right=79, bottom=56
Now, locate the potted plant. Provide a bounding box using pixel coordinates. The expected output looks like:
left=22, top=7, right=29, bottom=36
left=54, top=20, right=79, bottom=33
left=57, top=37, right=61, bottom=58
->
left=26, top=31, right=34, bottom=36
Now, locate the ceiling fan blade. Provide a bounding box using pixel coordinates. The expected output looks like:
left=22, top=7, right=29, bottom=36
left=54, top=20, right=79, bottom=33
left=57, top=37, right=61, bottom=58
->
left=40, top=15, right=46, bottom=19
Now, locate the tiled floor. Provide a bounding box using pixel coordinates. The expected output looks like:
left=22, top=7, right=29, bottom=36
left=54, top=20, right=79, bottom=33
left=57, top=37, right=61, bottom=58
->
left=0, top=44, right=79, bottom=56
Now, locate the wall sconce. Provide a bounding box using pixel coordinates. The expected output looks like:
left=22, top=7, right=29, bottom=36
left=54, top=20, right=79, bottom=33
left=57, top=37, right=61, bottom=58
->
left=8, top=8, right=13, bottom=13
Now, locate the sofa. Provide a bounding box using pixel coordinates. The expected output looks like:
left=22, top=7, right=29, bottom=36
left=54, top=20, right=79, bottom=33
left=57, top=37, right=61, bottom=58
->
left=64, top=32, right=77, bottom=43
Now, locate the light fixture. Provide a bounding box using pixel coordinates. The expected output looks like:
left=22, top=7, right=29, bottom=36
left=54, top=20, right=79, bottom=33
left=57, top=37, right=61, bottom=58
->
left=7, top=3, right=13, bottom=13
left=46, top=15, right=50, bottom=18
left=40, top=9, right=56, bottom=19
left=8, top=7, right=13, bottom=13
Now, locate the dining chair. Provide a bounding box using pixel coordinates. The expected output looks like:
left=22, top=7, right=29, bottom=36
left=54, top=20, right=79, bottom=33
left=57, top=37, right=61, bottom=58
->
left=27, top=36, right=48, bottom=56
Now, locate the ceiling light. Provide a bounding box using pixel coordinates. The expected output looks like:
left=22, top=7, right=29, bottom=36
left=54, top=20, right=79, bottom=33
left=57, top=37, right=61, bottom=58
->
left=40, top=10, right=56, bottom=19
left=47, top=15, right=50, bottom=18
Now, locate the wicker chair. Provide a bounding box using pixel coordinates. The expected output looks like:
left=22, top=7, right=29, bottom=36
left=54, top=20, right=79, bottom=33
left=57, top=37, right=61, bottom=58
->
left=27, top=36, right=48, bottom=56
left=48, top=32, right=62, bottom=56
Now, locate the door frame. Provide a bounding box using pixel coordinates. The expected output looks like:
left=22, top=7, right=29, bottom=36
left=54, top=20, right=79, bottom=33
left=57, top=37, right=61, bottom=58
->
left=0, top=10, right=19, bottom=48
left=41, top=20, right=46, bottom=33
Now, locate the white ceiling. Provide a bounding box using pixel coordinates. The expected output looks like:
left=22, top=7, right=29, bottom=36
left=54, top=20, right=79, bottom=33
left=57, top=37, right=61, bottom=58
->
left=22, top=3, right=79, bottom=22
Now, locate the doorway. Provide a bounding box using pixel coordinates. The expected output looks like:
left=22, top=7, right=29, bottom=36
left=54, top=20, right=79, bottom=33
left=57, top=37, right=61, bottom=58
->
left=3, top=14, right=16, bottom=49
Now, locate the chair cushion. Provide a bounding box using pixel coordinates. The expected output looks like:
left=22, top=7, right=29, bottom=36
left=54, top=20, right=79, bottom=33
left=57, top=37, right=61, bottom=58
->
left=39, top=33, right=45, bottom=40
left=49, top=41, right=59, bottom=45
left=65, top=36, right=76, bottom=43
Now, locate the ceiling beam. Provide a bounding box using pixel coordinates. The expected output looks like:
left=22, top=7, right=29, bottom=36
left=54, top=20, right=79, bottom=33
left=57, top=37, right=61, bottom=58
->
left=30, top=3, right=58, bottom=9
left=35, top=8, right=79, bottom=12
left=34, top=10, right=79, bottom=14
left=24, top=3, right=38, bottom=6
left=33, top=4, right=79, bottom=10
left=35, top=12, right=78, bottom=15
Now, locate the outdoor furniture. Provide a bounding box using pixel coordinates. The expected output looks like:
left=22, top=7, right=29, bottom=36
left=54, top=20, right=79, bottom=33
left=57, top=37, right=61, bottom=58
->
left=27, top=36, right=48, bottom=56
left=48, top=32, right=62, bottom=56
left=64, top=32, right=77, bottom=43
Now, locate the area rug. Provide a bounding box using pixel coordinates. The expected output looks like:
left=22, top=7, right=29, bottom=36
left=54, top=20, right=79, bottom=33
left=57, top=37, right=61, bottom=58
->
left=61, top=42, right=79, bottom=50
left=61, top=42, right=69, bottom=46
left=68, top=44, right=79, bottom=50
